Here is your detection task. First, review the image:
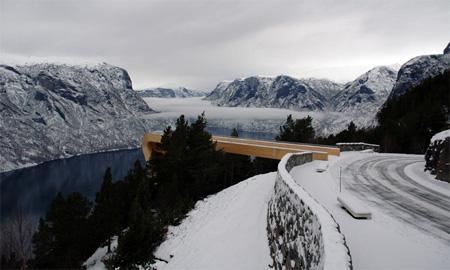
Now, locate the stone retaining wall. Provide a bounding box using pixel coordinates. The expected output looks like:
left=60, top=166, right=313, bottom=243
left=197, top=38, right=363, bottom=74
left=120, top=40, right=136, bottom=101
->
left=267, top=152, right=352, bottom=270
left=336, top=142, right=379, bottom=152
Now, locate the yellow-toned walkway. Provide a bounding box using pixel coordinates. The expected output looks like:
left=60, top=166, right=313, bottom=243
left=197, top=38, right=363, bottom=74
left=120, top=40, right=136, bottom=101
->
left=142, top=133, right=339, bottom=162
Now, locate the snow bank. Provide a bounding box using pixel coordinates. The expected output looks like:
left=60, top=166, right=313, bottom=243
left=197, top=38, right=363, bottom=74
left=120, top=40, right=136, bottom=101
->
left=431, top=129, right=450, bottom=142
left=267, top=153, right=352, bottom=270
left=425, top=129, right=450, bottom=181
left=84, top=236, right=118, bottom=270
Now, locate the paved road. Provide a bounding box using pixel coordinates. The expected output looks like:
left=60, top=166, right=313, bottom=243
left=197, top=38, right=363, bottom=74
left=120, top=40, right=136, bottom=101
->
left=335, top=153, right=450, bottom=243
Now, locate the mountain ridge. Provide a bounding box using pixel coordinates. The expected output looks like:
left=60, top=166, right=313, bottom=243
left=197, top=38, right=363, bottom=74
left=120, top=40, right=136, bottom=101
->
left=206, top=76, right=343, bottom=111
left=136, top=87, right=206, bottom=98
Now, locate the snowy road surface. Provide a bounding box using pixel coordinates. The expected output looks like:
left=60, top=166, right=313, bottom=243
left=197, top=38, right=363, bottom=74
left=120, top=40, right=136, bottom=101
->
left=336, top=153, right=450, bottom=242
left=291, top=152, right=450, bottom=269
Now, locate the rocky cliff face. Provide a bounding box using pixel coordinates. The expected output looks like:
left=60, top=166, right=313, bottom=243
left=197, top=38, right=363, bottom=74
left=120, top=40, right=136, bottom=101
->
left=137, top=87, right=206, bottom=98
left=388, top=43, right=450, bottom=100
left=0, top=63, right=154, bottom=172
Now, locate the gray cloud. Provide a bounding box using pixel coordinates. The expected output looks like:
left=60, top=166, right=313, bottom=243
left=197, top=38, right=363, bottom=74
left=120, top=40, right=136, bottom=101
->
left=1, top=0, right=449, bottom=91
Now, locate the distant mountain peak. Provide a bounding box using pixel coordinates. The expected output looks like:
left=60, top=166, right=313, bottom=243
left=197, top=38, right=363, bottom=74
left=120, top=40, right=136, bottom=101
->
left=205, top=74, right=339, bottom=111
left=136, top=87, right=206, bottom=98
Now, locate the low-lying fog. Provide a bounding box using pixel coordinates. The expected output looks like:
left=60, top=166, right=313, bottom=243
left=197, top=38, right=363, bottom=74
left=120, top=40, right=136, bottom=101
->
left=141, top=97, right=354, bottom=137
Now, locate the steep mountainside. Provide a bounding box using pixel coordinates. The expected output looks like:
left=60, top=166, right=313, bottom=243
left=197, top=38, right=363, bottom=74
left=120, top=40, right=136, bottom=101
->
left=137, top=87, right=206, bottom=98
left=388, top=43, right=450, bottom=100
left=0, top=63, right=154, bottom=172
left=332, top=66, right=397, bottom=117
left=206, top=75, right=342, bottom=111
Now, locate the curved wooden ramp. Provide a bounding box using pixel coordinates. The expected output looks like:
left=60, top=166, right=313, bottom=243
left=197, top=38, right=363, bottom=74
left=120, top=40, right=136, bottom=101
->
left=142, top=133, right=339, bottom=162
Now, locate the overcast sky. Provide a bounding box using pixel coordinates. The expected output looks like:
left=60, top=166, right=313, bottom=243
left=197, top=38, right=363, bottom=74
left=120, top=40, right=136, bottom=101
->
left=1, top=0, right=449, bottom=92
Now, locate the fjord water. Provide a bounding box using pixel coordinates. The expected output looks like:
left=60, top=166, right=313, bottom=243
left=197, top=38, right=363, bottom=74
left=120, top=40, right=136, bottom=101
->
left=0, top=148, right=145, bottom=224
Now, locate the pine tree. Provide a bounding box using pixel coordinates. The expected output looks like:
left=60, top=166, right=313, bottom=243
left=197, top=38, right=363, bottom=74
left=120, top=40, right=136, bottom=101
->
left=114, top=178, right=163, bottom=269
left=148, top=113, right=224, bottom=222
left=276, top=114, right=315, bottom=143
left=119, top=160, right=148, bottom=227
left=31, top=192, right=93, bottom=269
left=186, top=112, right=223, bottom=199
left=92, top=167, right=121, bottom=253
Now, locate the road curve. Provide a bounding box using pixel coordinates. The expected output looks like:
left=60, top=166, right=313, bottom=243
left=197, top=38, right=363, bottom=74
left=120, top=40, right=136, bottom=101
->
left=334, top=153, right=450, bottom=244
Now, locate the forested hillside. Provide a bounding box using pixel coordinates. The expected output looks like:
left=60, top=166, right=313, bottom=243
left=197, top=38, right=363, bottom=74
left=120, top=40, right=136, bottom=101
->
left=376, top=69, right=449, bottom=153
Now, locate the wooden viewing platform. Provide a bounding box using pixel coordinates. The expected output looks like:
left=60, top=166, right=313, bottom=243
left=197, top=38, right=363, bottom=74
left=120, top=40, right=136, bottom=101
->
left=142, top=133, right=340, bottom=162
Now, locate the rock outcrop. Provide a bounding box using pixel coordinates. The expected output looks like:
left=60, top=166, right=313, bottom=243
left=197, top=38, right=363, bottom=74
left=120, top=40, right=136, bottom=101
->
left=388, top=43, right=450, bottom=100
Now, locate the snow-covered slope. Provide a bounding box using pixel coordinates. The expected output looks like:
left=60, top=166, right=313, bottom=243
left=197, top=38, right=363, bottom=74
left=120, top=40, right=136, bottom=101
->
left=0, top=63, right=154, bottom=172
left=137, top=87, right=206, bottom=98
left=206, top=75, right=342, bottom=111
left=388, top=43, right=450, bottom=100
left=85, top=173, right=275, bottom=270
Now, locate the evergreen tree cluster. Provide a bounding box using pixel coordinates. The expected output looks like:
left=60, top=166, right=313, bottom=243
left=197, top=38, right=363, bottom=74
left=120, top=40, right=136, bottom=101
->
left=276, top=114, right=315, bottom=143
left=32, top=192, right=94, bottom=269
left=376, top=69, right=449, bottom=153
left=31, top=161, right=153, bottom=269
left=148, top=113, right=224, bottom=227
left=148, top=113, right=276, bottom=226
left=316, top=121, right=378, bottom=146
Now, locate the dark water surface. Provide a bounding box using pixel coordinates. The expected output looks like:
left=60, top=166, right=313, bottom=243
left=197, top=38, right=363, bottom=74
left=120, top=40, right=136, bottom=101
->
left=1, top=148, right=145, bottom=223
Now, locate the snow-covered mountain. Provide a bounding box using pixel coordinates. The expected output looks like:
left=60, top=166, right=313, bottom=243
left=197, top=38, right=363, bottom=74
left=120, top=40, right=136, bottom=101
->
left=0, top=62, right=154, bottom=172
left=206, top=75, right=342, bottom=111
left=205, top=67, right=397, bottom=133
left=137, top=87, right=206, bottom=98
left=388, top=43, right=450, bottom=100
left=332, top=66, right=397, bottom=119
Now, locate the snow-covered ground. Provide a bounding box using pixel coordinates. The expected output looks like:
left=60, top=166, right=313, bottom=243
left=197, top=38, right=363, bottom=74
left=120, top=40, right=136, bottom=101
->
left=86, top=151, right=450, bottom=269
left=291, top=152, right=450, bottom=269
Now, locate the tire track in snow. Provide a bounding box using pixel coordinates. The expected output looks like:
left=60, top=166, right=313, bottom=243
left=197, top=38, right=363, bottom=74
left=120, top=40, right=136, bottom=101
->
left=338, top=154, right=450, bottom=244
